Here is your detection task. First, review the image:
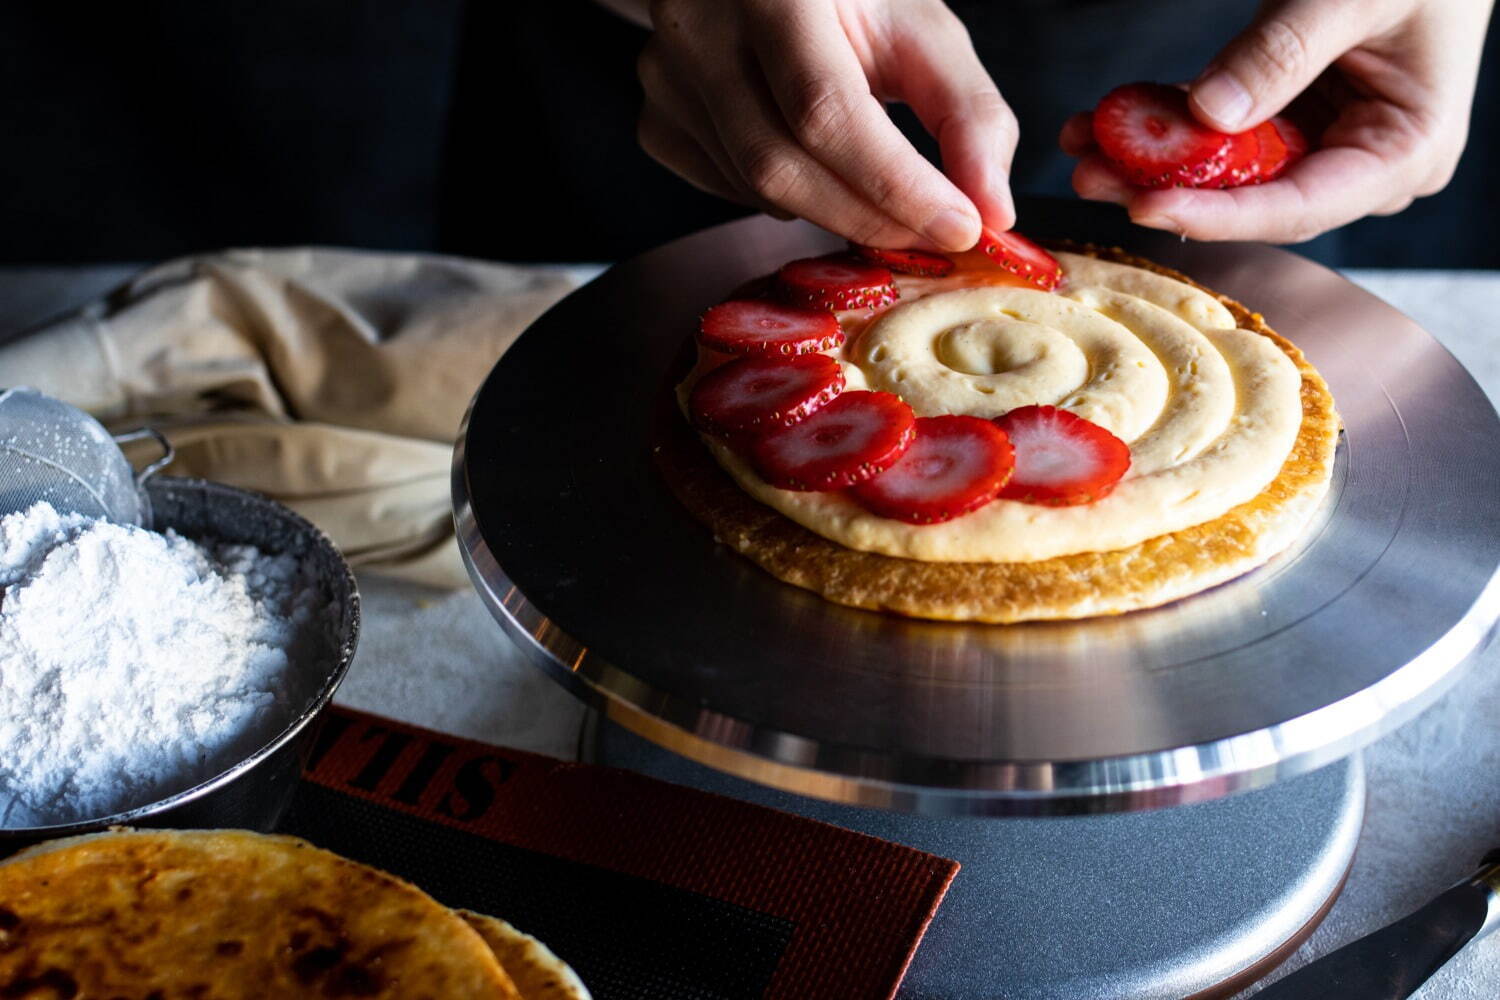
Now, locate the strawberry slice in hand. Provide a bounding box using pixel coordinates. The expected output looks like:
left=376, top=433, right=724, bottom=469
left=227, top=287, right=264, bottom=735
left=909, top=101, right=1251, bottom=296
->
left=698, top=299, right=844, bottom=356
left=975, top=228, right=1063, bottom=290
left=1254, top=117, right=1307, bottom=181
left=1273, top=117, right=1308, bottom=160
left=1093, top=82, right=1231, bottom=188
left=1200, top=128, right=1259, bottom=188
left=777, top=254, right=899, bottom=311
left=994, top=405, right=1130, bottom=506
left=750, top=390, right=916, bottom=491
left=851, top=415, right=1015, bottom=524
left=689, top=353, right=844, bottom=437
left=849, top=244, right=956, bottom=277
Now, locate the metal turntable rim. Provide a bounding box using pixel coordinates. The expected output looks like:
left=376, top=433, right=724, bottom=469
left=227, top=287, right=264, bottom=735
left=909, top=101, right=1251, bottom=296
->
left=454, top=202, right=1500, bottom=814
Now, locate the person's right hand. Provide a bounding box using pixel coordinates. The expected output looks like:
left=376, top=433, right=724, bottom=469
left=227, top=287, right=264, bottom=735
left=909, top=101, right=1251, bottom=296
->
left=636, top=0, right=1016, bottom=251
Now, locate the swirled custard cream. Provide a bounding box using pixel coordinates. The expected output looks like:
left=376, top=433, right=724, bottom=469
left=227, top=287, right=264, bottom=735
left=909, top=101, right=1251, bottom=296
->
left=663, top=245, right=1339, bottom=622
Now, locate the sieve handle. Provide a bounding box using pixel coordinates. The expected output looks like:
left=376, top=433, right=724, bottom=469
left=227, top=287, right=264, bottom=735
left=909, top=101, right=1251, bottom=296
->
left=112, top=427, right=176, bottom=489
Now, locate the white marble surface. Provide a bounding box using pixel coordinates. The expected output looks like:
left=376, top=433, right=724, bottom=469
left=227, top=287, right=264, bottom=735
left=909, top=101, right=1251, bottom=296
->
left=333, top=268, right=1500, bottom=999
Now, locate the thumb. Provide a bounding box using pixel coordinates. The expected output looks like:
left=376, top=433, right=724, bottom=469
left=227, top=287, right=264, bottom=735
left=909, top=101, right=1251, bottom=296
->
left=1189, top=0, right=1365, bottom=132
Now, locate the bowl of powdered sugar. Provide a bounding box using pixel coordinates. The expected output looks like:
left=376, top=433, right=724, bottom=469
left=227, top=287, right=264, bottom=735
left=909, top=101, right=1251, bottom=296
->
left=0, top=477, right=357, bottom=842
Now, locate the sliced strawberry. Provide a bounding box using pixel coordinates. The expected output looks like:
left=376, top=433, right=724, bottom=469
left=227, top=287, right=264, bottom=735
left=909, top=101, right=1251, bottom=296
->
left=698, top=299, right=844, bottom=357
left=1201, top=128, right=1260, bottom=188
left=1254, top=117, right=1307, bottom=181
left=1093, top=82, right=1232, bottom=188
left=975, top=228, right=1063, bottom=290
left=1273, top=116, right=1309, bottom=159
left=777, top=254, right=899, bottom=311
left=689, top=353, right=844, bottom=437
left=849, top=244, right=956, bottom=277
left=850, top=416, right=1014, bottom=524
left=750, top=390, right=915, bottom=491
left=993, top=405, right=1130, bottom=506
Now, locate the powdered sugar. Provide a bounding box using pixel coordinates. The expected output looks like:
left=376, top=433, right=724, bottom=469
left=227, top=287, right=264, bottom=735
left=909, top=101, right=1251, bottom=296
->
left=0, top=502, right=325, bottom=827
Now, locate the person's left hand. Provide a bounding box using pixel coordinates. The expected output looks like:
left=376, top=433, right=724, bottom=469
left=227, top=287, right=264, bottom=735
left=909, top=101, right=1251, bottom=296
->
left=1060, top=0, right=1494, bottom=242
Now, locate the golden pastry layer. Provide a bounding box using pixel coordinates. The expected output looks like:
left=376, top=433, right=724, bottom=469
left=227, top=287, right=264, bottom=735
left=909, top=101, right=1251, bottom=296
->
left=0, top=829, right=523, bottom=999
left=659, top=245, right=1339, bottom=622
left=461, top=911, right=594, bottom=1000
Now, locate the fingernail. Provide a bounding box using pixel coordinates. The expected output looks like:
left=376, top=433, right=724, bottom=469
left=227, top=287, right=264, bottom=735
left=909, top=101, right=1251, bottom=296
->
left=988, top=162, right=1017, bottom=228
left=924, top=208, right=979, bottom=252
left=997, top=188, right=1017, bottom=230
left=1193, top=72, right=1253, bottom=131
left=1132, top=211, right=1184, bottom=236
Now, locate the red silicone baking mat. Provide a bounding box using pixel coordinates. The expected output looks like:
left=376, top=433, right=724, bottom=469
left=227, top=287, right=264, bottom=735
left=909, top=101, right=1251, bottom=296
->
left=276, top=706, right=959, bottom=1000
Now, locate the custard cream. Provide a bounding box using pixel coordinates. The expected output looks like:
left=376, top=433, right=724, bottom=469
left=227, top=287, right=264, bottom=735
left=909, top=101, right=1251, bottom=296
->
left=693, top=251, right=1304, bottom=563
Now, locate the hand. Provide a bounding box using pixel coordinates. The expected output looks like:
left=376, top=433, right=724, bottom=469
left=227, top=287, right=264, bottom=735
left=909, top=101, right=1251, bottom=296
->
left=636, top=0, right=1017, bottom=250
left=1061, top=0, right=1495, bottom=243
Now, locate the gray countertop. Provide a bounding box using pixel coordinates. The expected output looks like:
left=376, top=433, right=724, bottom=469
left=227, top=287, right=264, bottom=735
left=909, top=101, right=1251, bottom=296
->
left=4, top=263, right=1497, bottom=998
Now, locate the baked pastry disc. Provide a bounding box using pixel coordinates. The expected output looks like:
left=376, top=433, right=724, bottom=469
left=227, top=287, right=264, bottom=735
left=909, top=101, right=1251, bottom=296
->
left=460, top=911, right=593, bottom=1000
left=454, top=206, right=1500, bottom=811
left=659, top=245, right=1340, bottom=623
left=0, top=829, right=522, bottom=998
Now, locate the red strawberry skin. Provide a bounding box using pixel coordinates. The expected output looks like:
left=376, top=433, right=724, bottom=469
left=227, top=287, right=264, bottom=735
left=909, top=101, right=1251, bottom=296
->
left=1273, top=116, right=1308, bottom=160
left=851, top=415, right=1014, bottom=524
left=749, top=390, right=915, bottom=491
left=1199, top=128, right=1259, bottom=188
left=849, top=244, right=956, bottom=277
left=975, top=228, right=1062, bottom=290
left=1093, top=82, right=1231, bottom=188
left=994, top=405, right=1130, bottom=506
left=698, top=299, right=844, bottom=356
left=1255, top=117, right=1307, bottom=181
left=689, top=353, right=844, bottom=437
left=777, top=254, right=899, bottom=311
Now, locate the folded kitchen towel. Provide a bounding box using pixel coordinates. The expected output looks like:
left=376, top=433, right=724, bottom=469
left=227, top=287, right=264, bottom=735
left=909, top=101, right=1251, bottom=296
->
left=0, top=248, right=583, bottom=587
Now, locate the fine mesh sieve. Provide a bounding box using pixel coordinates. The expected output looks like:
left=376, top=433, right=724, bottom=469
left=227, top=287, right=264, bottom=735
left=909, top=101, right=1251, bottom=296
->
left=0, top=387, right=173, bottom=527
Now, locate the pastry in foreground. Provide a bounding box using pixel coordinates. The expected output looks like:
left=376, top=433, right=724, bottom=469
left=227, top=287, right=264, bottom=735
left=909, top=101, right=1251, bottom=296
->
left=461, top=910, right=594, bottom=1000
left=0, top=829, right=545, bottom=999
left=660, top=234, right=1339, bottom=623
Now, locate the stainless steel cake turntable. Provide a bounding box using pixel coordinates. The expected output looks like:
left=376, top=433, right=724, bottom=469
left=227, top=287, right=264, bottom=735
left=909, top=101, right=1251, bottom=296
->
left=453, top=200, right=1500, bottom=998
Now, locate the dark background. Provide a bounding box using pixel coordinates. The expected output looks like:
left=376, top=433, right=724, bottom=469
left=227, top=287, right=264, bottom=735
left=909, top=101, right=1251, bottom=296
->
left=0, top=0, right=1493, bottom=267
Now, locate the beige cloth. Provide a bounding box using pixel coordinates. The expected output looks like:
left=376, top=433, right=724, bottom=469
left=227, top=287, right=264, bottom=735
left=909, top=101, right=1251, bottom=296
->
left=0, top=248, right=582, bottom=587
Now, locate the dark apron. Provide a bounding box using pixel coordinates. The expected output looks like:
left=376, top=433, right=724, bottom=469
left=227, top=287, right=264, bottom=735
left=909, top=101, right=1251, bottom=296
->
left=0, top=0, right=1493, bottom=267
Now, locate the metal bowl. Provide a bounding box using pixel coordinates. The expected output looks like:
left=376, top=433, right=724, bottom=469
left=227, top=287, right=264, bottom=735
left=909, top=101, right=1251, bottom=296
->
left=0, top=477, right=359, bottom=848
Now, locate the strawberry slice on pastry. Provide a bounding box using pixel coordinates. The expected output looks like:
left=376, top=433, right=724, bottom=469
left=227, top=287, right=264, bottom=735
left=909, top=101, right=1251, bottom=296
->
left=689, top=353, right=844, bottom=437
left=698, top=299, right=844, bottom=356
left=994, top=405, right=1130, bottom=506
left=750, top=390, right=915, bottom=491
left=851, top=415, right=1015, bottom=523
left=776, top=255, right=900, bottom=311
left=848, top=244, right=956, bottom=277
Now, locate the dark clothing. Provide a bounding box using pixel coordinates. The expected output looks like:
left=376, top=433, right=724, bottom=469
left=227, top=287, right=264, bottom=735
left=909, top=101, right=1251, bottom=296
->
left=0, top=1, right=1494, bottom=266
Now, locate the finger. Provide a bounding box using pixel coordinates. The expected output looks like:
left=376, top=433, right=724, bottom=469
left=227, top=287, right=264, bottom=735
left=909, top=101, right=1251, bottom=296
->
left=695, top=59, right=931, bottom=248
left=1058, top=112, right=1095, bottom=157
left=1188, top=0, right=1384, bottom=132
left=742, top=4, right=981, bottom=249
left=638, top=39, right=772, bottom=211
left=1070, top=155, right=1134, bottom=205
left=707, top=81, right=929, bottom=245
left=876, top=5, right=1018, bottom=232
left=1122, top=145, right=1405, bottom=242
left=637, top=105, right=760, bottom=207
